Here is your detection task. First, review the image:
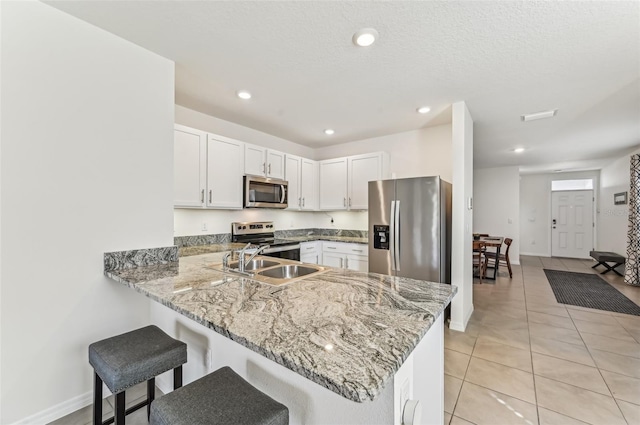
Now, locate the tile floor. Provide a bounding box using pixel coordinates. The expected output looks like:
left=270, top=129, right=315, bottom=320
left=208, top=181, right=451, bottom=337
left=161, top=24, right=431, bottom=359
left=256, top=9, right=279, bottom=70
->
left=445, top=256, right=640, bottom=425
left=51, top=256, right=640, bottom=425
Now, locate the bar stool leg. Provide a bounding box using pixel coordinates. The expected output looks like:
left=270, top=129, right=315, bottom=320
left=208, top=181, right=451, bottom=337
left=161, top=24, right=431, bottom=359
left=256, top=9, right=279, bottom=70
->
left=93, top=373, right=103, bottom=425
left=115, top=392, right=126, bottom=425
left=147, top=378, right=155, bottom=420
left=174, top=365, right=183, bottom=389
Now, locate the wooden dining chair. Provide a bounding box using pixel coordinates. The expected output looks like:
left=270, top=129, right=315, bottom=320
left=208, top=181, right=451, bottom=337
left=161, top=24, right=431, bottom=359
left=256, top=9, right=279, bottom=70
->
left=484, top=238, right=513, bottom=278
left=472, top=240, right=487, bottom=283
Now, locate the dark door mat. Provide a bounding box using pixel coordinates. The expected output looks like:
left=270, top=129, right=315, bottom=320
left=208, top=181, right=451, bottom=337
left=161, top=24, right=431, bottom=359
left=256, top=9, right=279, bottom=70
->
left=543, top=269, right=640, bottom=316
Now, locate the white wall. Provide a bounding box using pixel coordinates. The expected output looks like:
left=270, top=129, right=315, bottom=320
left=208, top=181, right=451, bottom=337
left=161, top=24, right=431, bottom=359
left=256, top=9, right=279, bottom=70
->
left=1, top=2, right=174, bottom=423
left=315, top=125, right=453, bottom=183
left=599, top=146, right=640, bottom=254
left=449, top=102, right=474, bottom=332
left=519, top=171, right=600, bottom=257
left=473, top=167, right=520, bottom=264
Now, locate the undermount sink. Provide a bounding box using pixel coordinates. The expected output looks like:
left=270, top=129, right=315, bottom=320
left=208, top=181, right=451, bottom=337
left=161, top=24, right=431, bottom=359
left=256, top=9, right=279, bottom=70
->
left=229, top=259, right=280, bottom=271
left=257, top=265, right=321, bottom=279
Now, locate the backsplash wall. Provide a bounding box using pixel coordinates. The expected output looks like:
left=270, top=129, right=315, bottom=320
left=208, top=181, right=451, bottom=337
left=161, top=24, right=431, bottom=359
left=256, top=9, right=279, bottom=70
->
left=173, top=209, right=368, bottom=236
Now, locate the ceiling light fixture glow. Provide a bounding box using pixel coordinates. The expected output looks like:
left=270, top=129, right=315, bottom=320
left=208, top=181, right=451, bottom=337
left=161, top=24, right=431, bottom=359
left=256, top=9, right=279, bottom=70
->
left=521, top=109, right=557, bottom=122
left=352, top=28, right=378, bottom=47
left=417, top=106, right=431, bottom=114
left=237, top=90, right=252, bottom=100
left=513, top=147, right=525, bottom=153
left=324, top=129, right=335, bottom=135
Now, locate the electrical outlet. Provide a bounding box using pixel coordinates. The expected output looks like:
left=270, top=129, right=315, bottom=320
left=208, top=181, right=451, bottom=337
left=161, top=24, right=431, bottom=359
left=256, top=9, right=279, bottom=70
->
left=202, top=222, right=208, bottom=231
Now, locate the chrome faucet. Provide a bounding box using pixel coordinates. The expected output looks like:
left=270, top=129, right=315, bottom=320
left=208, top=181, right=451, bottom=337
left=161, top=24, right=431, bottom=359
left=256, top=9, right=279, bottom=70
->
left=238, top=244, right=270, bottom=273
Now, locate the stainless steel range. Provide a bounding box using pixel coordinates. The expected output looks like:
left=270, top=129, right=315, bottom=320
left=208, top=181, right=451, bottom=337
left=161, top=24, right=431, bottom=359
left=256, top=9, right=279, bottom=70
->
left=231, top=221, right=300, bottom=261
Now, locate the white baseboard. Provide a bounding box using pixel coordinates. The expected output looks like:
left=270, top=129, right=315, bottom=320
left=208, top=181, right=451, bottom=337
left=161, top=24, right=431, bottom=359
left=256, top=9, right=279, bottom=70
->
left=449, top=304, right=474, bottom=332
left=11, top=391, right=93, bottom=425
left=520, top=251, right=550, bottom=257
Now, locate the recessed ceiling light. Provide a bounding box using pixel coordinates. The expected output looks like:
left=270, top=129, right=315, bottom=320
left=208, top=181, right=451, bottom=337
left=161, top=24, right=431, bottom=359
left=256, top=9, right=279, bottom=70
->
left=237, top=90, right=252, bottom=100
left=324, top=129, right=335, bottom=135
left=352, top=28, right=378, bottom=47
left=521, top=109, right=557, bottom=122
left=417, top=106, right=431, bottom=114
left=513, top=147, right=525, bottom=153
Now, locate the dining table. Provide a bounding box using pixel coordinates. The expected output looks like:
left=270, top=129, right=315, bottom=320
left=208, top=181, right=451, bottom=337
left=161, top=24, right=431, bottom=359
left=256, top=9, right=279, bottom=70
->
left=477, top=236, right=504, bottom=280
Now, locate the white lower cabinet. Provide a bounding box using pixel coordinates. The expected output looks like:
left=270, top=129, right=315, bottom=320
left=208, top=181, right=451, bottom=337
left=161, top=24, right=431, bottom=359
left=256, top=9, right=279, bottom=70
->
left=300, top=241, right=321, bottom=264
left=321, top=242, right=368, bottom=271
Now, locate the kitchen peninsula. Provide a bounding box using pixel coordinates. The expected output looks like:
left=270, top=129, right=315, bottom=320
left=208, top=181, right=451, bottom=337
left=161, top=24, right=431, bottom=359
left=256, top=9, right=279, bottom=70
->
left=105, top=247, right=456, bottom=424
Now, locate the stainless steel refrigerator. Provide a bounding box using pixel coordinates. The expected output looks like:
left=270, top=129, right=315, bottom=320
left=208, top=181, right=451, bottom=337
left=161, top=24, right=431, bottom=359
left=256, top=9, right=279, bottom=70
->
left=368, top=176, right=452, bottom=284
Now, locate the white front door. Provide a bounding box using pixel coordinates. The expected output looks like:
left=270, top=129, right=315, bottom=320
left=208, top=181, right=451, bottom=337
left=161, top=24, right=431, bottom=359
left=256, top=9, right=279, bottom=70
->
left=551, top=190, right=594, bottom=258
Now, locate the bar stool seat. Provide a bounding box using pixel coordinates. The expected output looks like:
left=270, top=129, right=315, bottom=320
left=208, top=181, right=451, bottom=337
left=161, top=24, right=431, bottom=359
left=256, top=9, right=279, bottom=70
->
left=89, top=325, right=187, bottom=425
left=150, top=366, right=289, bottom=425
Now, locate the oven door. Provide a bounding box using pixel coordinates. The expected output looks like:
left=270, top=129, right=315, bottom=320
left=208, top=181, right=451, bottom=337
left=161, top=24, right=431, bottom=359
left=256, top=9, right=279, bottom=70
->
left=244, top=176, right=288, bottom=209
left=261, top=244, right=300, bottom=261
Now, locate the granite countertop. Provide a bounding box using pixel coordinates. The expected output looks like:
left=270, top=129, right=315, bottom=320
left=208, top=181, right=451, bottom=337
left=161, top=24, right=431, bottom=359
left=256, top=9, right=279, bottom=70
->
left=105, top=252, right=456, bottom=403
left=280, top=235, right=368, bottom=244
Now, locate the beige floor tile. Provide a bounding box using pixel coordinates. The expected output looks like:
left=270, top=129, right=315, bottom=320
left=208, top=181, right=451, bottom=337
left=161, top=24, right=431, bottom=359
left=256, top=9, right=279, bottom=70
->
left=531, top=352, right=610, bottom=395
left=617, top=399, right=640, bottom=425
left=445, top=349, right=471, bottom=379
left=590, top=349, right=640, bottom=378
left=480, top=313, right=529, bottom=331
left=568, top=309, right=618, bottom=325
left=444, top=374, right=463, bottom=414
left=614, top=314, right=640, bottom=331
left=478, top=326, right=530, bottom=350
left=529, top=322, right=584, bottom=346
left=573, top=319, right=635, bottom=342
left=526, top=302, right=570, bottom=318
left=528, top=311, right=576, bottom=330
left=530, top=336, right=595, bottom=366
left=537, top=407, right=590, bottom=425
left=450, top=415, right=476, bottom=425
left=600, top=370, right=640, bottom=405
left=444, top=329, right=477, bottom=355
left=526, top=294, right=562, bottom=307
left=444, top=412, right=452, bottom=425
left=464, top=357, right=536, bottom=403
left=627, top=327, right=640, bottom=344
left=453, top=382, right=537, bottom=425
left=472, top=337, right=532, bottom=372
left=580, top=331, right=640, bottom=359
left=534, top=375, right=626, bottom=425
left=565, top=304, right=616, bottom=315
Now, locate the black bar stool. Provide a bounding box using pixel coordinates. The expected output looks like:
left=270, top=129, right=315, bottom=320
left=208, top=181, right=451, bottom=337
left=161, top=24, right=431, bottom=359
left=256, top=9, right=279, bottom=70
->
left=89, top=325, right=187, bottom=425
left=150, top=366, right=289, bottom=425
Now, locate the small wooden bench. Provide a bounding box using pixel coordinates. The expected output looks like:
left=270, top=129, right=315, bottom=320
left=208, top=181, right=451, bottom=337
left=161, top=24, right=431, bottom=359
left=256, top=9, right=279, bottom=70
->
left=589, top=251, right=626, bottom=277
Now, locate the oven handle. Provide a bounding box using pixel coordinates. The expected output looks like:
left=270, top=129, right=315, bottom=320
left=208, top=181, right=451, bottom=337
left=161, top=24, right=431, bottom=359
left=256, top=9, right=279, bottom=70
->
left=262, top=244, right=300, bottom=254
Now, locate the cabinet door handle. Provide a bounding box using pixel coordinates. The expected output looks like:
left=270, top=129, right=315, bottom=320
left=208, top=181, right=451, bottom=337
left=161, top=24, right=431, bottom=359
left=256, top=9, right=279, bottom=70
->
left=302, top=197, right=305, bottom=207
left=262, top=162, right=266, bottom=174
left=201, top=189, right=204, bottom=203
left=268, top=163, right=271, bottom=175
left=352, top=249, right=363, bottom=253
left=349, top=197, right=352, bottom=207
left=340, top=257, right=343, bottom=268
left=345, top=257, right=349, bottom=269
left=209, top=190, right=212, bottom=203
left=343, top=197, right=347, bottom=207
left=306, top=246, right=314, bottom=250
left=298, top=197, right=301, bottom=207
left=327, top=246, right=336, bottom=250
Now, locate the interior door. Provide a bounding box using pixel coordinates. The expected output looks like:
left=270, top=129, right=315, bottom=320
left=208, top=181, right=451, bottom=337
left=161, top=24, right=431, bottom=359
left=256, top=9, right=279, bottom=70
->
left=551, top=190, right=594, bottom=258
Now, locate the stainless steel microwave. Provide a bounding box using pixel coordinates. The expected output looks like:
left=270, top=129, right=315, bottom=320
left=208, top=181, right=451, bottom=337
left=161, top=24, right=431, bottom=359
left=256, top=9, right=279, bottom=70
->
left=244, top=176, right=288, bottom=209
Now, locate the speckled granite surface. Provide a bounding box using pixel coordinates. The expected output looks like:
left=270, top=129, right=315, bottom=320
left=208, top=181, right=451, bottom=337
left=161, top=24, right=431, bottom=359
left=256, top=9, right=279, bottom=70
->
left=178, top=243, right=247, bottom=257
left=174, top=233, right=230, bottom=248
left=104, top=246, right=178, bottom=272
left=105, top=251, right=456, bottom=403
left=281, top=235, right=368, bottom=244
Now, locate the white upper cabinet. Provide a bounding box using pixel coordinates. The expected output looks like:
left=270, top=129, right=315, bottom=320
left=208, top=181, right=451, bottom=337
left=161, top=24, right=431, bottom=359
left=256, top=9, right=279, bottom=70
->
left=319, top=152, right=389, bottom=211
left=348, top=152, right=389, bottom=210
left=174, top=125, right=206, bottom=208
left=285, top=155, right=319, bottom=211
left=285, top=154, right=302, bottom=210
left=300, top=158, right=319, bottom=210
left=319, top=158, right=349, bottom=210
left=245, top=143, right=285, bottom=180
left=207, top=134, right=244, bottom=209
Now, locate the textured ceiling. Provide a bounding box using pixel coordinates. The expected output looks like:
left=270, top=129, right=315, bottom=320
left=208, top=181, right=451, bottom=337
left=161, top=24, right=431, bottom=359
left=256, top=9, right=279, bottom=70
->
left=47, top=1, right=640, bottom=172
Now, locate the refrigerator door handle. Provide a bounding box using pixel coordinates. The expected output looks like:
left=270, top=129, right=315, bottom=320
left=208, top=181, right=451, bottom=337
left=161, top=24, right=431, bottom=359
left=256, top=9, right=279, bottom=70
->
left=390, top=200, right=396, bottom=271
left=394, top=200, right=400, bottom=271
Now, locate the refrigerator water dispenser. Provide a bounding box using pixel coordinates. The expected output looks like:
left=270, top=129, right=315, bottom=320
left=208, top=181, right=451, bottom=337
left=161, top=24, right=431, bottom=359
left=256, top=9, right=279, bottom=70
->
left=373, top=225, right=389, bottom=250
